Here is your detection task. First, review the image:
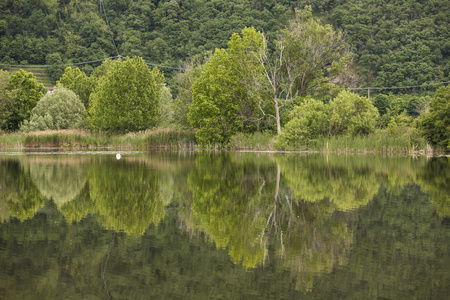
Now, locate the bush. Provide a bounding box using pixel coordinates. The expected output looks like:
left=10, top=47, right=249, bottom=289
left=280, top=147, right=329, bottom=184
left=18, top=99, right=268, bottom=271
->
left=329, top=90, right=379, bottom=136
left=275, top=98, right=329, bottom=150
left=20, top=85, right=85, bottom=132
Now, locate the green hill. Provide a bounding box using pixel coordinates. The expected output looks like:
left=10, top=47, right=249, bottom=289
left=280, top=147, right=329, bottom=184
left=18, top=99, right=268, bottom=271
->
left=0, top=0, right=448, bottom=93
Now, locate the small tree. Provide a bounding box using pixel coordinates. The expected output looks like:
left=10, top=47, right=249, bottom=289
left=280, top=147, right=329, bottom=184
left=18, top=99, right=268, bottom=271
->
left=88, top=57, right=164, bottom=133
left=275, top=98, right=329, bottom=149
left=419, top=86, right=450, bottom=149
left=20, top=85, right=85, bottom=132
left=158, top=86, right=174, bottom=128
left=328, top=90, right=379, bottom=136
left=57, top=67, right=95, bottom=109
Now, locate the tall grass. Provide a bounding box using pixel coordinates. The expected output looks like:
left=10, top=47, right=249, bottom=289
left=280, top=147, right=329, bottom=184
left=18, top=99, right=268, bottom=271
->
left=109, top=128, right=196, bottom=150
left=23, top=129, right=108, bottom=148
left=0, top=128, right=196, bottom=150
left=1, top=128, right=443, bottom=154
left=0, top=131, right=26, bottom=148
left=229, top=132, right=277, bottom=150
left=298, top=127, right=434, bottom=154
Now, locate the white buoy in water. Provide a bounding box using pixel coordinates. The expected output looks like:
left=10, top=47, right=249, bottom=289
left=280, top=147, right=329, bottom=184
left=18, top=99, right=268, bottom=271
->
left=116, top=153, right=121, bottom=160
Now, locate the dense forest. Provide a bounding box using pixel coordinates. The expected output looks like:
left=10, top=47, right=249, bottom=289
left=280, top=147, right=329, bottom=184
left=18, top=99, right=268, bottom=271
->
left=0, top=0, right=449, bottom=150
left=1, top=0, right=448, bottom=87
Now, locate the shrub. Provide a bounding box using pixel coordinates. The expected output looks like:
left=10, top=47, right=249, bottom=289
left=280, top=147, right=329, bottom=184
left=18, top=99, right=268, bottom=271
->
left=329, top=90, right=379, bottom=136
left=20, top=85, right=85, bottom=132
left=275, top=98, right=329, bottom=150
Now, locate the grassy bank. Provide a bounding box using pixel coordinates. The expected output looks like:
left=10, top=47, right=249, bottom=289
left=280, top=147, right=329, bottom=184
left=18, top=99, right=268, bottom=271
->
left=0, top=128, right=445, bottom=155
left=268, top=127, right=443, bottom=154
left=108, top=128, right=196, bottom=150
left=227, top=130, right=445, bottom=155
left=229, top=132, right=277, bottom=150
left=0, top=128, right=196, bottom=150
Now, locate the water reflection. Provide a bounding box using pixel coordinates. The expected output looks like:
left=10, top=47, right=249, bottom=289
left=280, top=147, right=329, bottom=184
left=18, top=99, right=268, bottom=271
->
left=0, top=152, right=449, bottom=298
left=0, top=158, right=43, bottom=221
left=21, top=156, right=88, bottom=207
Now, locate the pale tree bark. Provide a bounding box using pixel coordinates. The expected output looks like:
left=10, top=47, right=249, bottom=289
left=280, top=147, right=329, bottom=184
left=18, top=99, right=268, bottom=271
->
left=254, top=35, right=285, bottom=134
left=252, top=7, right=351, bottom=135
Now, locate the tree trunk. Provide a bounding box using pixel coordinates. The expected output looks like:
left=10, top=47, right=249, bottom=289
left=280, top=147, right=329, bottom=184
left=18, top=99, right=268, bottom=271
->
left=274, top=95, right=281, bottom=135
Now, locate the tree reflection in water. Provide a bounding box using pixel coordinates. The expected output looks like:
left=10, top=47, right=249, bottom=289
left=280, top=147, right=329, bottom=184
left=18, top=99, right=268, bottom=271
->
left=0, top=153, right=449, bottom=297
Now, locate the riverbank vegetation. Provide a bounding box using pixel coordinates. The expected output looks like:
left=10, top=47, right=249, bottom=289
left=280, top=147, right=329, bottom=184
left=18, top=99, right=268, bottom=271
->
left=0, top=128, right=195, bottom=150
left=0, top=2, right=449, bottom=153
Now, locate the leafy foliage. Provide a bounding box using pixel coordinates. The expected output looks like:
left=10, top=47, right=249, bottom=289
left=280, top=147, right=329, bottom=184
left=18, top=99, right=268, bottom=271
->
left=255, top=7, right=351, bottom=134
left=0, top=70, right=14, bottom=129
left=275, top=98, right=329, bottom=149
left=0, top=70, right=44, bottom=131
left=419, top=86, right=450, bottom=149
left=188, top=49, right=242, bottom=145
left=20, top=85, right=85, bottom=132
left=0, top=0, right=448, bottom=92
left=329, top=90, right=379, bottom=136
left=88, top=57, right=164, bottom=133
left=158, top=86, right=174, bottom=128
left=57, top=67, right=95, bottom=109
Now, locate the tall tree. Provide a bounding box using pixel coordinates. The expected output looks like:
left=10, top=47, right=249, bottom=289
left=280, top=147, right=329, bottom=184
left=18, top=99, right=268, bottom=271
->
left=188, top=27, right=266, bottom=145
left=188, top=49, right=242, bottom=146
left=255, top=7, right=351, bottom=134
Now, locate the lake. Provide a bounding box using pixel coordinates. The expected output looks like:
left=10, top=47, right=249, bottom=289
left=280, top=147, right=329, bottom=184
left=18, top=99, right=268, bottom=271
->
left=0, top=151, right=449, bottom=299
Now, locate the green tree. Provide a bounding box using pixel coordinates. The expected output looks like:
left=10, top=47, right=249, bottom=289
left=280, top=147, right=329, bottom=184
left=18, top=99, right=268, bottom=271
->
left=255, top=7, right=351, bottom=134
left=158, top=86, right=174, bottom=127
left=275, top=97, right=329, bottom=149
left=188, top=27, right=265, bottom=145
left=227, top=27, right=266, bottom=132
left=188, top=49, right=242, bottom=145
left=46, top=52, right=64, bottom=81
left=20, top=85, right=85, bottom=132
left=88, top=57, right=164, bottom=133
left=1, top=69, right=44, bottom=131
left=172, top=56, right=206, bottom=128
left=329, top=90, right=379, bottom=136
left=57, top=66, right=95, bottom=109
left=419, top=86, right=450, bottom=149
left=0, top=70, right=15, bottom=129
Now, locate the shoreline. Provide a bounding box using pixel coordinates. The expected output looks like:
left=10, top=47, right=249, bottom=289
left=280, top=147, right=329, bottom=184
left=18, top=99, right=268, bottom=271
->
left=0, top=129, right=447, bottom=156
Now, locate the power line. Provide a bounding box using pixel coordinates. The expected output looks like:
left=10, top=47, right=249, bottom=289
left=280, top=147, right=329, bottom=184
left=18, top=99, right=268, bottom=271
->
left=348, top=81, right=450, bottom=91
left=99, top=0, right=120, bottom=57
left=144, top=62, right=185, bottom=71
left=0, top=56, right=185, bottom=71
left=0, top=56, right=120, bottom=68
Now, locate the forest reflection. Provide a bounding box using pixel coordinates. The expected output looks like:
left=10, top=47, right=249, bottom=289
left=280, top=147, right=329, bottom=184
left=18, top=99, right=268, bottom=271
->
left=0, top=152, right=448, bottom=293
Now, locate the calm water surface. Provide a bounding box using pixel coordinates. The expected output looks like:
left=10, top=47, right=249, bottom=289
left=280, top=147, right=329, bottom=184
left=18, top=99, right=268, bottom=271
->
left=0, top=151, right=449, bottom=299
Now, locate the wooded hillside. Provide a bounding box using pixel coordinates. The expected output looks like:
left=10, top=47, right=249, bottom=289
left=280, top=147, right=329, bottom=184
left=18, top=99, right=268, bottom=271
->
left=1, top=0, right=448, bottom=90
